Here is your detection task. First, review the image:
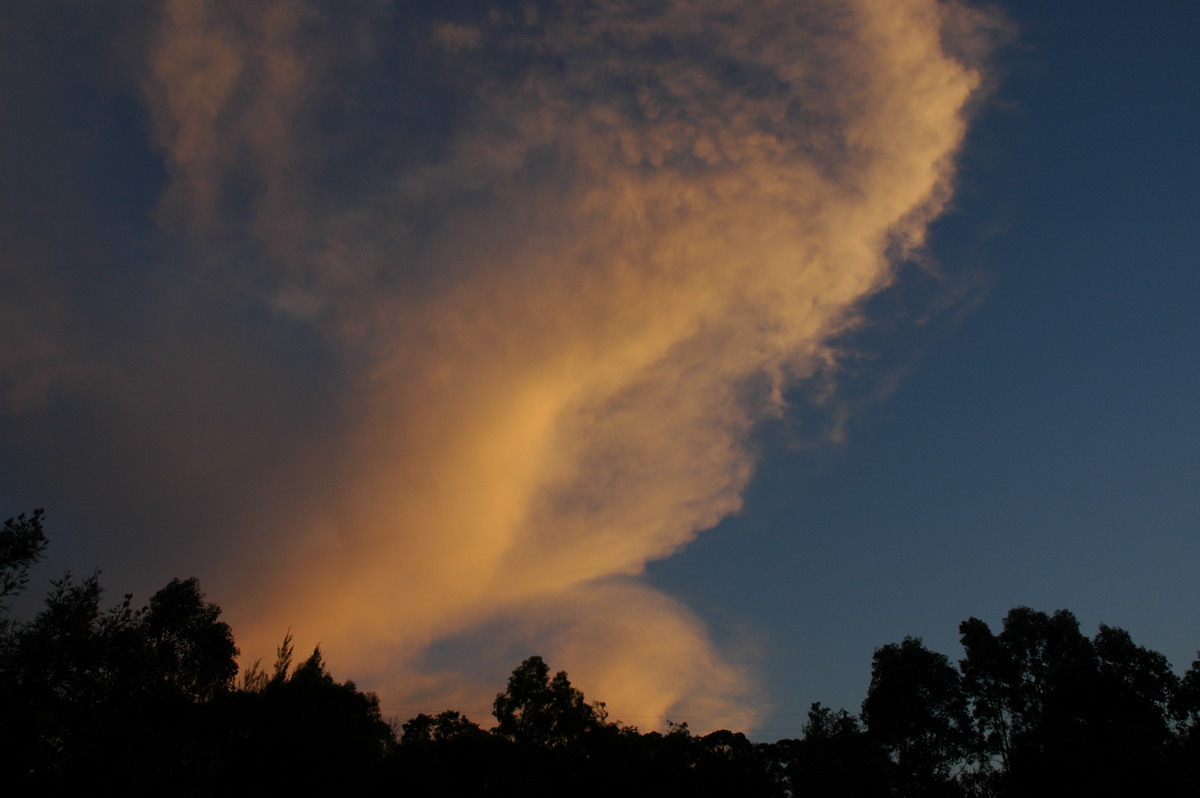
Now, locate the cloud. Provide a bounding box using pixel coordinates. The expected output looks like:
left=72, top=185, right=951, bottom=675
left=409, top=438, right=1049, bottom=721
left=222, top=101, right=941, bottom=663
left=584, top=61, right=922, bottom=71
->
left=1, top=0, right=994, bottom=731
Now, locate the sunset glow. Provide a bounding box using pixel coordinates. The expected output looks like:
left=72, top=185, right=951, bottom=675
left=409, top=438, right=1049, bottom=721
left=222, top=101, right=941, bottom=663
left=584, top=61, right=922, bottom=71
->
left=130, top=0, right=992, bottom=726
left=15, top=0, right=1196, bottom=742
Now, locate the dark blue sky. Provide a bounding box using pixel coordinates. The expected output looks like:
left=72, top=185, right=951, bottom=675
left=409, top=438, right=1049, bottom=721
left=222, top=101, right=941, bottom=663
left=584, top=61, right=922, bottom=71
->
left=649, top=0, right=1200, bottom=736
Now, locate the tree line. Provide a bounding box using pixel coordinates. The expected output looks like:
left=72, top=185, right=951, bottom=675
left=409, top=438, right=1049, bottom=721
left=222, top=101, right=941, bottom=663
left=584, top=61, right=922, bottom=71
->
left=3, top=509, right=1199, bottom=795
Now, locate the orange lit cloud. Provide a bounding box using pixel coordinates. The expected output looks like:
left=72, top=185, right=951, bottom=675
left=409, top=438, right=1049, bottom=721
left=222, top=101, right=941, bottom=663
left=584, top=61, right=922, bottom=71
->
left=3, top=0, right=995, bottom=732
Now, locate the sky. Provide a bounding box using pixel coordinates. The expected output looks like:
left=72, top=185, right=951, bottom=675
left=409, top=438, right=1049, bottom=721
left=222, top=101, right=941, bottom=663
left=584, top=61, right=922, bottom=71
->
left=1, top=1, right=1197, bottom=740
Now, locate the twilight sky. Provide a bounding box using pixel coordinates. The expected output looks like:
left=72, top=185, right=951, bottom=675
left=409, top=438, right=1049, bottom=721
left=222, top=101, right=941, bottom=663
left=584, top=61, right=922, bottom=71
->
left=2, top=1, right=1197, bottom=739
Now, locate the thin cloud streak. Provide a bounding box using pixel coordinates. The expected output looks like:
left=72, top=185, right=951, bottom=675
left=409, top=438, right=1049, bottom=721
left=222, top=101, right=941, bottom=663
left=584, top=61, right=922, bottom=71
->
left=2, top=0, right=995, bottom=730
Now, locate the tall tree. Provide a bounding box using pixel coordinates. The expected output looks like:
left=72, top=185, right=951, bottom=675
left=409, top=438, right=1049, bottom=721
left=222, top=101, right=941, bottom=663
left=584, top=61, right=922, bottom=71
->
left=230, top=642, right=394, bottom=792
left=861, top=636, right=971, bottom=797
left=142, top=577, right=238, bottom=702
left=0, top=508, right=47, bottom=615
left=1175, top=653, right=1200, bottom=790
left=492, top=655, right=608, bottom=747
left=960, top=607, right=1187, bottom=797
left=786, top=703, right=890, bottom=797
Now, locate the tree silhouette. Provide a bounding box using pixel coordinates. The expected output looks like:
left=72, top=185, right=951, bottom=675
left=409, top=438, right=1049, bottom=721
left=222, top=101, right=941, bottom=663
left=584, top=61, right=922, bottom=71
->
left=1175, top=653, right=1200, bottom=789
left=862, top=636, right=971, bottom=797
left=227, top=640, right=394, bottom=792
left=6, top=511, right=1199, bottom=794
left=402, top=709, right=485, bottom=744
left=143, top=577, right=239, bottom=702
left=0, top=508, right=47, bottom=615
left=783, top=703, right=890, bottom=797
left=959, top=607, right=1188, bottom=796
left=492, top=655, right=608, bottom=747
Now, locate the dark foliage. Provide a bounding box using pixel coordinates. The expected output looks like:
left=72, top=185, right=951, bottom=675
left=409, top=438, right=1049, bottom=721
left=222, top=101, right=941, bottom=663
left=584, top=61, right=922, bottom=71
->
left=3, top=511, right=1198, bottom=796
left=0, top=508, right=47, bottom=612
left=492, top=654, right=608, bottom=747
left=862, top=636, right=972, bottom=796
left=224, top=641, right=395, bottom=793
left=957, top=607, right=1189, bottom=797
left=784, top=703, right=891, bottom=796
